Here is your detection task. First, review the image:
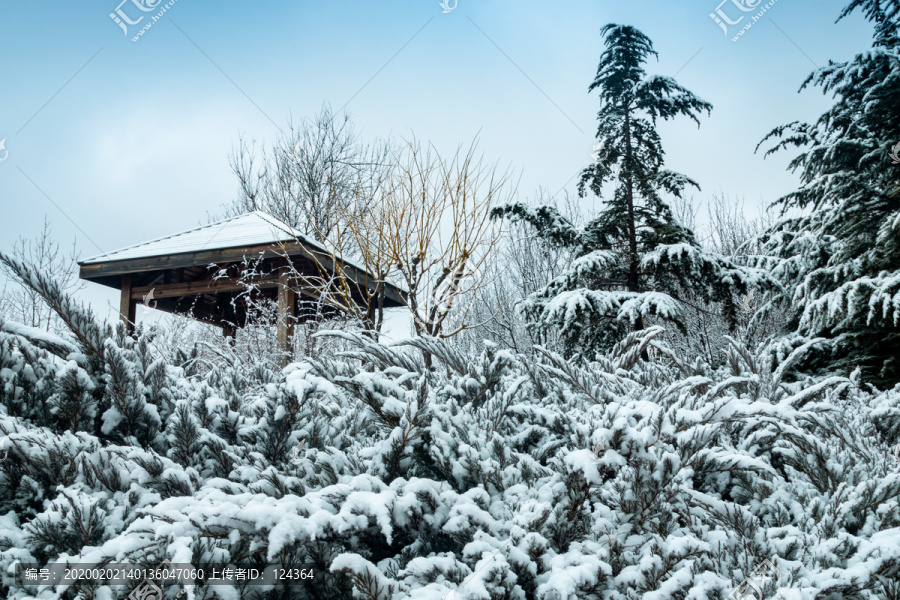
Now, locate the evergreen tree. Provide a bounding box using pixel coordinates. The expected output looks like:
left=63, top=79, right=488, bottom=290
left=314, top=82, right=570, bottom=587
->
left=757, top=0, right=900, bottom=385
left=494, top=24, right=764, bottom=356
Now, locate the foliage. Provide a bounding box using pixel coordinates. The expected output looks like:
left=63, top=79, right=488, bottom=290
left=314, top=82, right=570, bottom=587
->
left=756, top=0, right=900, bottom=385
left=1, top=254, right=899, bottom=600
left=493, top=25, right=769, bottom=357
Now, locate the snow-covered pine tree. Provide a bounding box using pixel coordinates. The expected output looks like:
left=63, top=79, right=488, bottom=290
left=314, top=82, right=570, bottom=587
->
left=493, top=24, right=766, bottom=357
left=756, top=0, right=900, bottom=385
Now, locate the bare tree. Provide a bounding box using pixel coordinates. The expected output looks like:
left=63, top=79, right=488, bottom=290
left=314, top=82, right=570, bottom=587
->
left=453, top=189, right=581, bottom=355
left=226, top=105, right=391, bottom=250
left=669, top=194, right=700, bottom=234
left=0, top=216, right=83, bottom=334
left=270, top=221, right=392, bottom=343
left=706, top=192, right=773, bottom=257
left=662, top=192, right=784, bottom=363
left=381, top=138, right=513, bottom=339
left=302, top=190, right=396, bottom=336
left=290, top=138, right=514, bottom=342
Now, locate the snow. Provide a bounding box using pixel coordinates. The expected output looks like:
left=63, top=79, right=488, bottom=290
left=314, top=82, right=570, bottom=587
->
left=4, top=28, right=900, bottom=592
left=1, top=317, right=898, bottom=599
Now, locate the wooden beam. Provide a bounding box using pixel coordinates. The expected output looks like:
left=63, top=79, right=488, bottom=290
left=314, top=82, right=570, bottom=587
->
left=81, top=243, right=306, bottom=279
left=276, top=272, right=296, bottom=368
left=130, top=276, right=281, bottom=300
left=120, top=274, right=136, bottom=334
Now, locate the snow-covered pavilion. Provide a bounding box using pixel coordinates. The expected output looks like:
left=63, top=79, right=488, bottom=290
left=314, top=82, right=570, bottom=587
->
left=78, top=211, right=404, bottom=360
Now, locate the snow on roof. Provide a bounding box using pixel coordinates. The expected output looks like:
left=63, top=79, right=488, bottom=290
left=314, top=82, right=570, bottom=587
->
left=80, top=212, right=321, bottom=265
left=79, top=211, right=407, bottom=298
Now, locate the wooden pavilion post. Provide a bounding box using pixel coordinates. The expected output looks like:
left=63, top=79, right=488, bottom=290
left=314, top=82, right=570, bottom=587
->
left=276, top=271, right=296, bottom=367
left=119, top=273, right=136, bottom=334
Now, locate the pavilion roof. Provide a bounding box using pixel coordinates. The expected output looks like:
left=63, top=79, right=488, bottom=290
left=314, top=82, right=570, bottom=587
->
left=78, top=211, right=406, bottom=307
left=82, top=211, right=318, bottom=265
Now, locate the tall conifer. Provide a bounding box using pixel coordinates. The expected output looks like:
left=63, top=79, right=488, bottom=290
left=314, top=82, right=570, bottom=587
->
left=494, top=24, right=763, bottom=355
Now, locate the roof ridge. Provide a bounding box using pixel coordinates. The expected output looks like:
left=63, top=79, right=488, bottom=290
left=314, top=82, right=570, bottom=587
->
left=250, top=211, right=303, bottom=238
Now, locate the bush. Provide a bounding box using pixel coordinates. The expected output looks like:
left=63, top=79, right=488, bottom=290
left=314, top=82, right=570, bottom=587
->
left=1, top=251, right=899, bottom=600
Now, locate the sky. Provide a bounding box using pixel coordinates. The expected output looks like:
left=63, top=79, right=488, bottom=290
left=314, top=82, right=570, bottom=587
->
left=0, top=0, right=876, bottom=335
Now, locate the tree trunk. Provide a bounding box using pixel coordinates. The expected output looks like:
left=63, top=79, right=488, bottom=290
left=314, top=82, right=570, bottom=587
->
left=623, top=111, right=645, bottom=332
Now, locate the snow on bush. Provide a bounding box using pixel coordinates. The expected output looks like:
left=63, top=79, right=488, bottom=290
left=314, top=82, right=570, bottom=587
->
left=1, top=253, right=899, bottom=599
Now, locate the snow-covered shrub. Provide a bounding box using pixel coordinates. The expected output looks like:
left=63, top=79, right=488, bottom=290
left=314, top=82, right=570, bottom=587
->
left=1, top=248, right=899, bottom=599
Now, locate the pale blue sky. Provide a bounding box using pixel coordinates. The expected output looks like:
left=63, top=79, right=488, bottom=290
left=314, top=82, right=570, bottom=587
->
left=0, top=0, right=874, bottom=331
